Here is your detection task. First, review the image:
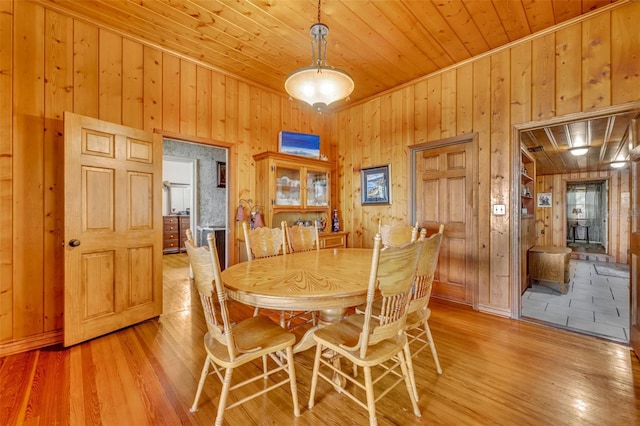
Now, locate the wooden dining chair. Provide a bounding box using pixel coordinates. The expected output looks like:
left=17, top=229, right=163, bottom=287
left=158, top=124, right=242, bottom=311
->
left=355, top=225, right=445, bottom=397
left=404, top=224, right=445, bottom=398
left=282, top=221, right=319, bottom=328
left=242, top=221, right=287, bottom=260
left=284, top=221, right=320, bottom=253
left=308, top=233, right=423, bottom=426
left=379, top=219, right=419, bottom=248
left=243, top=221, right=308, bottom=328
left=186, top=232, right=300, bottom=426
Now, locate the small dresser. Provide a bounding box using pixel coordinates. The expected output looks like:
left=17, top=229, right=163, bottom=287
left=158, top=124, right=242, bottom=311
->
left=163, top=215, right=190, bottom=254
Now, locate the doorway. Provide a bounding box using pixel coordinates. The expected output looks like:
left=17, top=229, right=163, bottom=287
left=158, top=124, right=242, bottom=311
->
left=162, top=138, right=228, bottom=268
left=566, top=180, right=607, bottom=254
left=511, top=104, right=640, bottom=343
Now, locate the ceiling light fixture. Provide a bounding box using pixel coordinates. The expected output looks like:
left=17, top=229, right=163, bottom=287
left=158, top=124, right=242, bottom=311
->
left=284, top=0, right=354, bottom=113
left=610, top=161, right=626, bottom=168
left=569, top=147, right=589, bottom=156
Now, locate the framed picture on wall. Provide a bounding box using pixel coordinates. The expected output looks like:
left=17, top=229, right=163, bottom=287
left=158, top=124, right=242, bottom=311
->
left=537, top=192, right=552, bottom=207
left=361, top=164, right=391, bottom=205
left=217, top=162, right=226, bottom=188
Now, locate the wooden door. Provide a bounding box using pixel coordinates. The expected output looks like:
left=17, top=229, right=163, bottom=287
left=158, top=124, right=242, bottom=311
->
left=414, top=141, right=475, bottom=304
left=63, top=112, right=162, bottom=347
left=630, top=152, right=640, bottom=359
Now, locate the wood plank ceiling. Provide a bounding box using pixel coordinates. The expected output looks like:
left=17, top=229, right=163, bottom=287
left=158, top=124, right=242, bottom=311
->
left=40, top=0, right=633, bottom=174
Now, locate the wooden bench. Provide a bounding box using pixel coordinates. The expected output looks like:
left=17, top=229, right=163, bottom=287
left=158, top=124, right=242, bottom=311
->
left=528, top=246, right=572, bottom=294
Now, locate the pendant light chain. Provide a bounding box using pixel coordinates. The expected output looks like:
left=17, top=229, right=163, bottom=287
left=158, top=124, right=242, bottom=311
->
left=317, top=0, right=321, bottom=23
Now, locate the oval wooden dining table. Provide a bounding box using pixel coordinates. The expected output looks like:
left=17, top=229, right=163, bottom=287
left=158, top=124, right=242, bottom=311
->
left=220, top=247, right=373, bottom=353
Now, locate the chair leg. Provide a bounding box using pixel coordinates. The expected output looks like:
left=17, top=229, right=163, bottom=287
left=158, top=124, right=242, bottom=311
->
left=262, top=355, right=268, bottom=379
left=308, top=343, right=323, bottom=410
left=363, top=366, right=377, bottom=426
left=397, top=350, right=421, bottom=418
left=423, top=320, right=443, bottom=374
left=190, top=356, right=212, bottom=413
left=403, top=340, right=419, bottom=401
left=215, top=367, right=234, bottom=426
left=285, top=346, right=301, bottom=417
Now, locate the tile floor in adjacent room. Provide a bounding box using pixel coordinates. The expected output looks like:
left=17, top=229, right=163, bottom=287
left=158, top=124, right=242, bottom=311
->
left=521, top=258, right=629, bottom=342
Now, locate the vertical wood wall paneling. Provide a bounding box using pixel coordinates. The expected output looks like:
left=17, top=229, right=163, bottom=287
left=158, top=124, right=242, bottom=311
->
left=73, top=20, right=98, bottom=118
left=531, top=33, right=556, bottom=120
left=161, top=53, right=180, bottom=133
left=456, top=63, right=473, bottom=134
left=142, top=46, right=162, bottom=132
left=211, top=73, right=226, bottom=141
left=555, top=25, right=582, bottom=117
left=441, top=69, right=457, bottom=139
left=390, top=89, right=407, bottom=225
left=122, top=39, right=143, bottom=129
left=44, top=9, right=72, bottom=332
left=611, top=1, right=640, bottom=105
left=196, top=65, right=211, bottom=139
left=427, top=75, right=442, bottom=141
left=609, top=171, right=620, bottom=259
left=582, top=13, right=611, bottom=111
left=414, top=80, right=428, bottom=144
left=473, top=57, right=492, bottom=306
left=0, top=0, right=13, bottom=342
left=179, top=60, right=196, bottom=136
left=365, top=97, right=382, bottom=236
left=489, top=50, right=511, bottom=308
left=98, top=30, right=122, bottom=124
left=14, top=1, right=45, bottom=338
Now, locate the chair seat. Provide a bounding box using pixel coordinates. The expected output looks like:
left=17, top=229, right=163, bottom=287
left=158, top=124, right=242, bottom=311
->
left=205, top=315, right=295, bottom=367
left=405, top=307, right=431, bottom=330
left=313, top=314, right=408, bottom=367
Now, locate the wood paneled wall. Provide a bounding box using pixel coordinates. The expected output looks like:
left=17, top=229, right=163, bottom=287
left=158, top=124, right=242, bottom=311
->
left=332, top=1, right=640, bottom=314
left=535, top=170, right=630, bottom=264
left=0, top=1, right=330, bottom=355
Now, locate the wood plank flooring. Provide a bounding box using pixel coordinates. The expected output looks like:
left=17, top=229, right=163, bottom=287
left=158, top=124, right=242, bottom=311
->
left=1, top=253, right=639, bottom=425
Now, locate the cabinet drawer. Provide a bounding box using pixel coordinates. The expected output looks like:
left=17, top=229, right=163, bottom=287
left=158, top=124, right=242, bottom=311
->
left=164, top=224, right=179, bottom=232
left=164, top=232, right=179, bottom=240
left=164, top=216, right=179, bottom=225
left=319, top=234, right=346, bottom=248
left=163, top=240, right=179, bottom=249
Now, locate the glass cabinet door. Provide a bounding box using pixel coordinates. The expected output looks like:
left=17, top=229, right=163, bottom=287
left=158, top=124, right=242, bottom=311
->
left=306, top=170, right=328, bottom=207
left=275, top=165, right=301, bottom=206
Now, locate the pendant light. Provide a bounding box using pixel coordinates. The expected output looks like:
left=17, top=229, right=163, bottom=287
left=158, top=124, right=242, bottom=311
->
left=284, top=0, right=354, bottom=113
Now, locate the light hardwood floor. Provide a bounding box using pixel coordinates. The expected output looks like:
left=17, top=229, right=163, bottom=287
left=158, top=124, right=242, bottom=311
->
left=1, top=253, right=639, bottom=425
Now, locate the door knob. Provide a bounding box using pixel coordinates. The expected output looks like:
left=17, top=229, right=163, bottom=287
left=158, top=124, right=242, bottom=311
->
left=68, top=239, right=81, bottom=247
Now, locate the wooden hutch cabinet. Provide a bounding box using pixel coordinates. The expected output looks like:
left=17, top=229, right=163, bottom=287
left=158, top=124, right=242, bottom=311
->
left=252, top=151, right=347, bottom=250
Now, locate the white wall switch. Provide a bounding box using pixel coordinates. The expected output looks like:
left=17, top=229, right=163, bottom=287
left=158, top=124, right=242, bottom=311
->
left=493, top=204, right=506, bottom=215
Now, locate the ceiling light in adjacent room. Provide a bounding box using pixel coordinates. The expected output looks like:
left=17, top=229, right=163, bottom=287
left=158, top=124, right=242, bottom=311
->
left=569, top=147, right=589, bottom=156
left=610, top=161, right=626, bottom=168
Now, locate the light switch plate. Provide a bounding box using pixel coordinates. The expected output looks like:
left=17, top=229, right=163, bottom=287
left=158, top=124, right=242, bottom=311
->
left=493, top=204, right=506, bottom=215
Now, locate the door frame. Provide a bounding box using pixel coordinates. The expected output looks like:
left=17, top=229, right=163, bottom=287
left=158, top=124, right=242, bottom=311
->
left=510, top=102, right=640, bottom=319
left=408, top=133, right=479, bottom=310
left=157, top=130, right=235, bottom=264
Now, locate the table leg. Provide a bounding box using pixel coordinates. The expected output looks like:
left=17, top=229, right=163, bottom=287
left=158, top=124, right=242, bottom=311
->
left=292, top=307, right=347, bottom=354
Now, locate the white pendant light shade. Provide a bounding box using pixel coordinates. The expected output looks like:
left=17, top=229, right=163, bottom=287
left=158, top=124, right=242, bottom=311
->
left=285, top=65, right=354, bottom=111
left=285, top=3, right=354, bottom=112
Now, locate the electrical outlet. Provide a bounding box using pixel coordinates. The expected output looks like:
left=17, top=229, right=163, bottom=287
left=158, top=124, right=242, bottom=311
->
left=493, top=204, right=506, bottom=215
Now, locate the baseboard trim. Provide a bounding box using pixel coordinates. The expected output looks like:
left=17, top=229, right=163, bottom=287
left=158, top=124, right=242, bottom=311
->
left=0, top=330, right=63, bottom=357
left=478, top=304, right=512, bottom=318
